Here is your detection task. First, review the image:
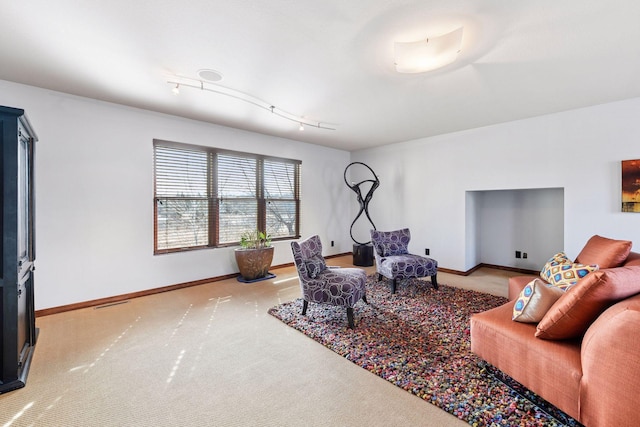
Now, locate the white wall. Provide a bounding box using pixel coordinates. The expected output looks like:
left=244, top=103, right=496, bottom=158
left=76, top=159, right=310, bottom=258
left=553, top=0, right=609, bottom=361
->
left=471, top=188, right=564, bottom=270
left=5, top=79, right=640, bottom=309
left=352, top=97, right=640, bottom=271
left=0, top=80, right=353, bottom=310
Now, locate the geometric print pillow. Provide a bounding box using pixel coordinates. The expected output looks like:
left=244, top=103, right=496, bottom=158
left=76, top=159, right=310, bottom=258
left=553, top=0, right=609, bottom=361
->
left=546, top=262, right=599, bottom=290
left=512, top=278, right=565, bottom=323
left=540, top=252, right=572, bottom=282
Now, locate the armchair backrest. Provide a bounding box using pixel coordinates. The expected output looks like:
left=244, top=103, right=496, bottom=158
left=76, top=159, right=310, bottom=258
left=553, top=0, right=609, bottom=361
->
left=291, top=235, right=324, bottom=280
left=370, top=228, right=411, bottom=262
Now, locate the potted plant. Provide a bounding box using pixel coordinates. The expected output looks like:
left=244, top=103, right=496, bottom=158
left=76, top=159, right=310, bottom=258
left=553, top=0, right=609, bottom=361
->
left=234, top=230, right=274, bottom=282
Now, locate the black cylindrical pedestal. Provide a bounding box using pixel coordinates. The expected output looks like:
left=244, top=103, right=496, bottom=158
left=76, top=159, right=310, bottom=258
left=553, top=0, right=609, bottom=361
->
left=353, top=243, right=374, bottom=267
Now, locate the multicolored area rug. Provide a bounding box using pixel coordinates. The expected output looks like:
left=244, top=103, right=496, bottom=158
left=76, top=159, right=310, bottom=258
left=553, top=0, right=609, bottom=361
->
left=268, top=275, right=581, bottom=427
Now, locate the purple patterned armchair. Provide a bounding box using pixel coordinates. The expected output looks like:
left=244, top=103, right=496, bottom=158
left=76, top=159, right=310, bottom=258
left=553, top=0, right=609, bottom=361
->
left=291, top=235, right=368, bottom=328
left=370, top=228, right=438, bottom=294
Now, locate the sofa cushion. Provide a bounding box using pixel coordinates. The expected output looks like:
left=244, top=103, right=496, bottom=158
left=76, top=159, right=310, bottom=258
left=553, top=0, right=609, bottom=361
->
left=575, top=235, right=632, bottom=269
left=513, top=278, right=565, bottom=323
left=305, top=254, right=326, bottom=278
left=623, top=251, right=640, bottom=267
left=536, top=266, right=640, bottom=340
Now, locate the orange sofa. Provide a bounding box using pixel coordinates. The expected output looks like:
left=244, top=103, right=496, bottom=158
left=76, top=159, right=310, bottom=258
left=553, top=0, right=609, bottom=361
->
left=470, top=236, right=640, bottom=427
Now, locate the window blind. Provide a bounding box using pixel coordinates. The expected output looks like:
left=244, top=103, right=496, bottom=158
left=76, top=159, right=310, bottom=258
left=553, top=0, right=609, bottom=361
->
left=264, top=159, right=300, bottom=238
left=154, top=146, right=209, bottom=251
left=217, top=154, right=258, bottom=244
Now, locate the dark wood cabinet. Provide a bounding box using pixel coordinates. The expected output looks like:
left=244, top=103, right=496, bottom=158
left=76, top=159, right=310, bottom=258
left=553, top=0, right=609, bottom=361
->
left=0, top=106, right=38, bottom=394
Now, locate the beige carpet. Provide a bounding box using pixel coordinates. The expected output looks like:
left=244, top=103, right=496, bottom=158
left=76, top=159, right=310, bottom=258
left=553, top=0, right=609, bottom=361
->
left=0, top=256, right=518, bottom=427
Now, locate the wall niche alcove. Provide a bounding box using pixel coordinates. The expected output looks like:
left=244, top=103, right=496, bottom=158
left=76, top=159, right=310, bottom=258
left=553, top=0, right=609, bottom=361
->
left=465, top=188, right=564, bottom=272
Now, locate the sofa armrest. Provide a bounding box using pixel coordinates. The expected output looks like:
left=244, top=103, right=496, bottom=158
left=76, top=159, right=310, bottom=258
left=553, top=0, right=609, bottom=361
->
left=579, top=293, right=640, bottom=427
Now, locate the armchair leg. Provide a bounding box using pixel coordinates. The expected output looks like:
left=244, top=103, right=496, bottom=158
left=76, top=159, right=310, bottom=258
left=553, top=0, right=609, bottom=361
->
left=302, top=300, right=309, bottom=315
left=347, top=307, right=355, bottom=329
left=431, top=274, right=439, bottom=290
left=362, top=294, right=368, bottom=304
left=391, top=278, right=397, bottom=294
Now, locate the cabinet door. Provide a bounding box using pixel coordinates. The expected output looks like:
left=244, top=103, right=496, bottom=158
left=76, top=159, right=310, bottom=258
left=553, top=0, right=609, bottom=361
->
left=16, top=120, right=36, bottom=359
left=17, top=270, right=34, bottom=365
left=17, top=121, right=34, bottom=274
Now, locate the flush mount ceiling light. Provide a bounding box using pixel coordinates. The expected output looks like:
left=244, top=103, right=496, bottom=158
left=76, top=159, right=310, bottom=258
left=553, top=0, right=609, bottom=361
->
left=167, top=75, right=335, bottom=131
left=394, top=27, right=463, bottom=73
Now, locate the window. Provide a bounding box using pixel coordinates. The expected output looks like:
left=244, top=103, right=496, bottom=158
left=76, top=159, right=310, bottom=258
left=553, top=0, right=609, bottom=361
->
left=153, top=140, right=301, bottom=254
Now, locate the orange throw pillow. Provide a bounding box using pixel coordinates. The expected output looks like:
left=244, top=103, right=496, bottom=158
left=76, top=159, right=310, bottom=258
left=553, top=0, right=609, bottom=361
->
left=536, top=266, right=640, bottom=340
left=575, top=235, right=632, bottom=269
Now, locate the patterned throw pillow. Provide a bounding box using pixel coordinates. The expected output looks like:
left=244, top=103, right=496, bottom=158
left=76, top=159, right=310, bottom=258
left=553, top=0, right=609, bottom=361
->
left=512, top=279, right=565, bottom=323
left=547, top=262, right=599, bottom=290
left=540, top=252, right=598, bottom=290
left=540, top=252, right=571, bottom=282
left=305, top=254, right=326, bottom=279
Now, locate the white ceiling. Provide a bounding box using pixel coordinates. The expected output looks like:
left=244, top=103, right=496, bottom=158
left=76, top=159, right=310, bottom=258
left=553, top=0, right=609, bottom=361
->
left=2, top=1, right=639, bottom=151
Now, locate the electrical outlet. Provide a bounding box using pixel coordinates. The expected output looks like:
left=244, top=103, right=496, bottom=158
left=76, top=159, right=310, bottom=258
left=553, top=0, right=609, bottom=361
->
left=331, top=240, right=334, bottom=247
left=425, top=248, right=430, bottom=256
left=515, top=251, right=522, bottom=259
left=523, top=252, right=528, bottom=259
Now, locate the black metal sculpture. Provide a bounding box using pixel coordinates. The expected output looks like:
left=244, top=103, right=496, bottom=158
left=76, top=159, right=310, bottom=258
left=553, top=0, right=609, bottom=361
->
left=344, top=162, right=380, bottom=245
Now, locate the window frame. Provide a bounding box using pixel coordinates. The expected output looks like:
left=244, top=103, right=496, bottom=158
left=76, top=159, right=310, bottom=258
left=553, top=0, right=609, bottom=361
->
left=153, top=139, right=301, bottom=254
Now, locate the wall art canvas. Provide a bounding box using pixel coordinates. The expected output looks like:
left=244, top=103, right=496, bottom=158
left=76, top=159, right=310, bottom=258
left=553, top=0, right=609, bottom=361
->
left=622, top=159, right=640, bottom=212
